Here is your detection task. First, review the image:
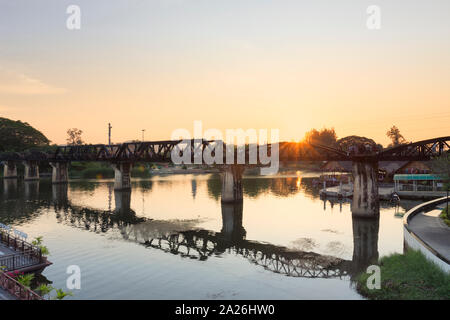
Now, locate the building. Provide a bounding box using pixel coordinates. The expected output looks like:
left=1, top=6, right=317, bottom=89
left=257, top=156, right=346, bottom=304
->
left=321, top=161, right=407, bottom=182
left=393, top=161, right=447, bottom=198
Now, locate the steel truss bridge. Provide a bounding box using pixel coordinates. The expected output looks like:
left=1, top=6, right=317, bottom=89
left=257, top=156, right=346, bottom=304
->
left=0, top=136, right=448, bottom=163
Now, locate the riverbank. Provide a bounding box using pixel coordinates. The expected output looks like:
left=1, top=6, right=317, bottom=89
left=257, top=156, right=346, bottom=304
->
left=67, top=162, right=321, bottom=179
left=357, top=249, right=450, bottom=300
left=357, top=197, right=450, bottom=300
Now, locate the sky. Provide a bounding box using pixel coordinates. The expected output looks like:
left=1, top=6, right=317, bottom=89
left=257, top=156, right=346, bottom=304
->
left=0, top=0, right=449, bottom=146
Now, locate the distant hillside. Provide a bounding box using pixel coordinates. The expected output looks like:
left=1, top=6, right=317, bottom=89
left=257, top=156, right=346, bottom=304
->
left=0, top=117, right=50, bottom=152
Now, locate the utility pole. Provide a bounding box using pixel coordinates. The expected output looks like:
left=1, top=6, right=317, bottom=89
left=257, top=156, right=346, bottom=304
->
left=142, top=129, right=146, bottom=142
left=108, top=123, right=112, bottom=145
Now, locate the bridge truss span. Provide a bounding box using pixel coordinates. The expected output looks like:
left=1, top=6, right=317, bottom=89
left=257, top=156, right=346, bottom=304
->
left=377, top=136, right=450, bottom=161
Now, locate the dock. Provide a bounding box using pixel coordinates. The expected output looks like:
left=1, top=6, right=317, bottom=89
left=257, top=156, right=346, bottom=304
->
left=0, top=231, right=52, bottom=273
left=320, top=184, right=394, bottom=200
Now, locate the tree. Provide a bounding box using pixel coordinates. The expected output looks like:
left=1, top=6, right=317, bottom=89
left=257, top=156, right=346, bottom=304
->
left=336, top=135, right=381, bottom=152
left=0, top=117, right=50, bottom=152
left=66, top=128, right=84, bottom=145
left=431, top=154, right=450, bottom=213
left=430, top=154, right=450, bottom=186
left=386, top=125, right=406, bottom=147
left=304, top=128, right=337, bottom=147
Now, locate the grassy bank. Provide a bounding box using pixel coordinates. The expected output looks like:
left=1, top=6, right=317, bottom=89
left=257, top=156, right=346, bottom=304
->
left=69, top=162, right=153, bottom=179
left=440, top=206, right=450, bottom=227
left=357, top=250, right=450, bottom=300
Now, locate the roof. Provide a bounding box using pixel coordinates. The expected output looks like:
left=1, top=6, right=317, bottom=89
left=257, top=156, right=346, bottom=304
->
left=393, top=174, right=443, bottom=181
left=321, top=161, right=352, bottom=172
left=378, top=161, right=408, bottom=174
left=396, top=161, right=432, bottom=173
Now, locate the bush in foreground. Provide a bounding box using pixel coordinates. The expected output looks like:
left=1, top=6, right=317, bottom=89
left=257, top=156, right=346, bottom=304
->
left=440, top=206, right=450, bottom=227
left=357, top=250, right=450, bottom=300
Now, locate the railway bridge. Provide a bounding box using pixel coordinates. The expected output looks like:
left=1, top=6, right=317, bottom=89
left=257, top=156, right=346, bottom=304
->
left=1, top=136, right=449, bottom=218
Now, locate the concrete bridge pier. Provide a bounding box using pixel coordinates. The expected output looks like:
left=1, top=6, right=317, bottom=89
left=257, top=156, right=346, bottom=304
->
left=220, top=202, right=246, bottom=242
left=52, top=183, right=68, bottom=208
left=114, top=190, right=131, bottom=214
left=23, top=161, right=39, bottom=181
left=221, top=165, right=244, bottom=203
left=351, top=216, right=379, bottom=276
left=50, top=162, right=69, bottom=184
left=24, top=180, right=39, bottom=199
left=3, top=161, right=18, bottom=179
left=351, top=160, right=379, bottom=218
left=3, top=178, right=17, bottom=196
left=111, top=162, right=133, bottom=191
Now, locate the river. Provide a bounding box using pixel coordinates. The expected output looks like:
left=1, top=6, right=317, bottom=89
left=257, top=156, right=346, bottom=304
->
left=0, top=172, right=421, bottom=299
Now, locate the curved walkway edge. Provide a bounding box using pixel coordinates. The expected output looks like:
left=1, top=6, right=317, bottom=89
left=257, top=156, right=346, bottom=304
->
left=403, top=196, right=450, bottom=273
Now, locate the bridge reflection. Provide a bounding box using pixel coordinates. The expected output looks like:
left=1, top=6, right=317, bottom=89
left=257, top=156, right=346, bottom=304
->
left=0, top=179, right=393, bottom=281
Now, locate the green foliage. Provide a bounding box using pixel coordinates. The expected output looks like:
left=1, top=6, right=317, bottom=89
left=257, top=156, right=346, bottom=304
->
left=81, top=167, right=115, bottom=179
left=0, top=117, right=50, bottom=152
left=36, top=284, right=73, bottom=300
left=16, top=273, right=34, bottom=288
left=39, top=246, right=50, bottom=256
left=31, top=236, right=43, bottom=246
left=69, top=162, right=153, bottom=179
left=131, top=165, right=152, bottom=178
left=440, top=207, right=450, bottom=227
left=357, top=250, right=450, bottom=300
left=53, top=288, right=73, bottom=300
left=32, top=236, right=50, bottom=256
left=430, top=154, right=450, bottom=184
left=68, top=162, right=112, bottom=179
left=36, top=284, right=54, bottom=298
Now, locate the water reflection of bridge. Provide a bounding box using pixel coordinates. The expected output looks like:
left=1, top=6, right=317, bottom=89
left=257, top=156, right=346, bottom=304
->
left=0, top=179, right=393, bottom=280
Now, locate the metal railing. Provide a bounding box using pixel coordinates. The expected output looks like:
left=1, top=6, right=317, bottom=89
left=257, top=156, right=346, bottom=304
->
left=0, top=230, right=42, bottom=271
left=0, top=252, right=41, bottom=271
left=0, top=270, right=43, bottom=300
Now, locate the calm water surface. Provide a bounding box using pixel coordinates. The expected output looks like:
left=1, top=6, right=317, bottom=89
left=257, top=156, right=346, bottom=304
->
left=0, top=172, right=421, bottom=299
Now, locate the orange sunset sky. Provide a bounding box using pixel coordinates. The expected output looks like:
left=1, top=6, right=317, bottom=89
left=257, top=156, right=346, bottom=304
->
left=0, top=0, right=449, bottom=146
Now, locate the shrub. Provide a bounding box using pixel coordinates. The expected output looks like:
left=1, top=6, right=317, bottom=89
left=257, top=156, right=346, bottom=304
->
left=357, top=250, right=450, bottom=300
